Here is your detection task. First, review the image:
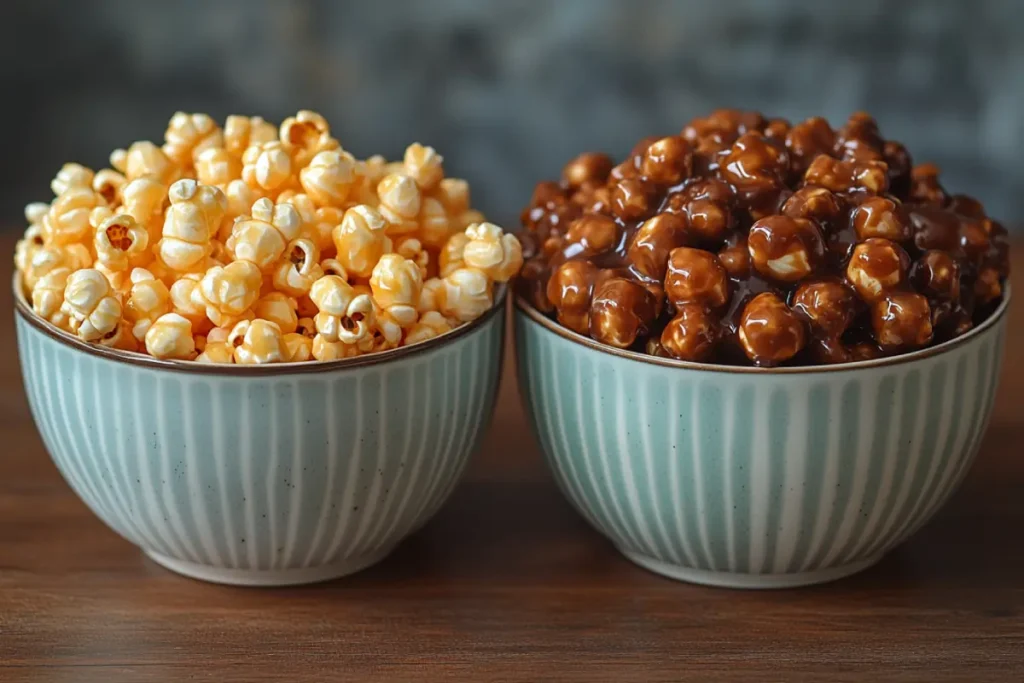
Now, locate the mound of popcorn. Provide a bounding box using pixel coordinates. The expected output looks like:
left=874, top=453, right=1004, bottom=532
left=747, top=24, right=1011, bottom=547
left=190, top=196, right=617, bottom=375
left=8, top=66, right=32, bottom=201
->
left=16, top=111, right=523, bottom=363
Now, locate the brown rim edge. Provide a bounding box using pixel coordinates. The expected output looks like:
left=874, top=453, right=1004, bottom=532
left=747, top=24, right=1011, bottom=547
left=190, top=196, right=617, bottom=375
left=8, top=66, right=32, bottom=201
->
left=513, top=283, right=1011, bottom=375
left=13, top=272, right=507, bottom=375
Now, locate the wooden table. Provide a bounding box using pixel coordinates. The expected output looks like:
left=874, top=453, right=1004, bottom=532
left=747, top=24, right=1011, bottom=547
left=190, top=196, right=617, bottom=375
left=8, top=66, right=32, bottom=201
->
left=1, top=240, right=1022, bottom=683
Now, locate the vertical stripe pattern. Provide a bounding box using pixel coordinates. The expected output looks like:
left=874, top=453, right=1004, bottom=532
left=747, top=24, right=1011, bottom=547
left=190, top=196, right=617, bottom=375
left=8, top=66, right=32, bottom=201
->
left=15, top=312, right=504, bottom=579
left=515, top=309, right=1007, bottom=587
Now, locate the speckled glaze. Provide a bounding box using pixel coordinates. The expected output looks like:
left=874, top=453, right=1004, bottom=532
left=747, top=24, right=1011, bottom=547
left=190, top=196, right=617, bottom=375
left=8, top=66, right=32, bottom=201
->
left=515, top=293, right=1008, bottom=588
left=15, top=285, right=505, bottom=586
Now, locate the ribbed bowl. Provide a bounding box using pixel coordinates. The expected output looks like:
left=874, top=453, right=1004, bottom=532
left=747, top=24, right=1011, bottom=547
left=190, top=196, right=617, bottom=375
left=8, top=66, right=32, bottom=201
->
left=515, top=293, right=1008, bottom=589
left=15, top=281, right=505, bottom=586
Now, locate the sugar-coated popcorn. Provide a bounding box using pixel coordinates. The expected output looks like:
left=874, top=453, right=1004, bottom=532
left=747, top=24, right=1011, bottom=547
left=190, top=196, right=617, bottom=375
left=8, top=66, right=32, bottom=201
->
left=164, top=112, right=222, bottom=169
left=61, top=269, right=123, bottom=341
left=228, top=197, right=302, bottom=269
left=31, top=267, right=72, bottom=330
left=145, top=313, right=195, bottom=359
left=196, top=260, right=262, bottom=327
left=111, top=141, right=179, bottom=185
left=462, top=222, right=524, bottom=282
left=43, top=187, right=106, bottom=246
left=16, top=110, right=522, bottom=362
left=159, top=179, right=226, bottom=272
left=242, top=141, right=293, bottom=194
left=224, top=115, right=277, bottom=159
left=124, top=268, right=171, bottom=341
left=370, top=254, right=423, bottom=327
left=229, top=319, right=285, bottom=364
left=332, top=205, right=392, bottom=278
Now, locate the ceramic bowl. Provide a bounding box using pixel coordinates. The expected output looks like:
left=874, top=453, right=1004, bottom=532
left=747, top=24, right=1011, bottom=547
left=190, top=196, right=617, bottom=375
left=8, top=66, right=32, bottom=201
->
left=15, top=277, right=505, bottom=586
left=515, top=292, right=1008, bottom=589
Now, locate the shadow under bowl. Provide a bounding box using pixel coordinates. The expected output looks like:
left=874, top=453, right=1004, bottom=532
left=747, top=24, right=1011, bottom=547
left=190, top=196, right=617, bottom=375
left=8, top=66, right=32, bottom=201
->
left=14, top=278, right=506, bottom=586
left=514, top=291, right=1009, bottom=589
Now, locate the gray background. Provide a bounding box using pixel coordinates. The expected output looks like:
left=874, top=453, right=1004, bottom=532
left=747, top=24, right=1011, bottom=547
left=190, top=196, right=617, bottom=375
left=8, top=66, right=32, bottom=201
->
left=2, top=0, right=1021, bottom=229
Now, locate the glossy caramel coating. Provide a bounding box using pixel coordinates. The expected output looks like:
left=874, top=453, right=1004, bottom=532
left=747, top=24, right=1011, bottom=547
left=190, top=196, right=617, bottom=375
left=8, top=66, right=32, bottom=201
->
left=517, top=108, right=1009, bottom=367
left=589, top=277, right=658, bottom=348
left=748, top=216, right=825, bottom=283
left=664, top=247, right=730, bottom=309
left=627, top=213, right=687, bottom=281
left=738, top=292, right=806, bottom=366
left=661, top=304, right=719, bottom=362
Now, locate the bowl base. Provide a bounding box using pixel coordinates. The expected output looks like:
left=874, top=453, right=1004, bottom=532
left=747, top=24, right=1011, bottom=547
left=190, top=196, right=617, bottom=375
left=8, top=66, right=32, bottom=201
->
left=145, top=546, right=394, bottom=587
left=620, top=549, right=883, bottom=589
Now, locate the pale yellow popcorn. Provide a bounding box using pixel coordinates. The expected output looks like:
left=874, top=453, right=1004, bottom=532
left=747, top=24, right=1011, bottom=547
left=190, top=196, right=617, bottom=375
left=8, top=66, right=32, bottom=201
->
left=295, top=317, right=316, bottom=337
left=418, top=197, right=453, bottom=249
left=434, top=177, right=470, bottom=215
left=418, top=277, right=445, bottom=313
left=393, top=236, right=430, bottom=278
left=24, top=243, right=91, bottom=291
left=456, top=209, right=486, bottom=232
left=92, top=169, right=127, bottom=206
left=15, top=222, right=45, bottom=276
left=438, top=267, right=493, bottom=322
left=95, top=213, right=150, bottom=273
left=319, top=258, right=348, bottom=279
left=61, top=269, right=123, bottom=341
left=403, top=143, right=444, bottom=190
left=110, top=141, right=179, bottom=185
left=51, top=163, right=95, bottom=197
left=219, top=179, right=264, bottom=240
left=195, top=147, right=242, bottom=188
left=195, top=260, right=263, bottom=327
left=332, top=204, right=391, bottom=279
left=312, top=335, right=360, bottom=361
left=124, top=268, right=172, bottom=341
left=281, top=333, right=313, bottom=362
left=43, top=186, right=106, bottom=245
left=280, top=110, right=339, bottom=168
left=309, top=274, right=375, bottom=344
left=254, top=291, right=298, bottom=334
left=377, top=173, right=421, bottom=234
left=358, top=302, right=403, bottom=353
left=242, top=140, right=293, bottom=194
left=229, top=319, right=285, bottom=364
left=168, top=273, right=208, bottom=328
left=145, top=312, right=195, bottom=359
left=299, top=149, right=357, bottom=208
left=404, top=311, right=454, bottom=346
left=197, top=341, right=235, bottom=364
left=362, top=155, right=389, bottom=185
left=96, top=320, right=139, bottom=352
left=462, top=222, right=524, bottom=282
left=224, top=115, right=277, bottom=159
left=273, top=238, right=323, bottom=297
left=163, top=112, right=222, bottom=168
left=121, top=176, right=168, bottom=244
left=276, top=192, right=337, bottom=251
left=159, top=179, right=226, bottom=272
left=370, top=254, right=423, bottom=327
left=25, top=202, right=50, bottom=225
left=31, top=267, right=72, bottom=329
left=439, top=231, right=470, bottom=277
left=228, top=197, right=302, bottom=269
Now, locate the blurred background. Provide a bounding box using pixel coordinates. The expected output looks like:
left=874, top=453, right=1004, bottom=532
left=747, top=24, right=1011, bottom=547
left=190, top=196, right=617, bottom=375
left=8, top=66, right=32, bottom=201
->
left=1, top=0, right=1021, bottom=229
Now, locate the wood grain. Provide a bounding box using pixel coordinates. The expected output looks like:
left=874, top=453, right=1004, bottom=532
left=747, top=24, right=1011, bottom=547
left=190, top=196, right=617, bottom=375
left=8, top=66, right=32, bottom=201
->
left=1, top=237, right=1022, bottom=682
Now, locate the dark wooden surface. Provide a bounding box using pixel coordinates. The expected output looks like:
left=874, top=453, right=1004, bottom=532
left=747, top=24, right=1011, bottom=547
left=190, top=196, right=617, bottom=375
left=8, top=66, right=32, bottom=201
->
left=1, top=239, right=1022, bottom=683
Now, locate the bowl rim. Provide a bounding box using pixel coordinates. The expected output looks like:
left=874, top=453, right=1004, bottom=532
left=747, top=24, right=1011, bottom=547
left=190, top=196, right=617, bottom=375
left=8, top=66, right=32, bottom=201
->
left=514, top=283, right=1010, bottom=375
left=14, top=272, right=506, bottom=375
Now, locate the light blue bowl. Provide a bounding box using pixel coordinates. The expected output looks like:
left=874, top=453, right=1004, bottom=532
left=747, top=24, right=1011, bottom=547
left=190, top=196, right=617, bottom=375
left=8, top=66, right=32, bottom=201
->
left=515, top=292, right=1008, bottom=588
left=15, top=280, right=505, bottom=586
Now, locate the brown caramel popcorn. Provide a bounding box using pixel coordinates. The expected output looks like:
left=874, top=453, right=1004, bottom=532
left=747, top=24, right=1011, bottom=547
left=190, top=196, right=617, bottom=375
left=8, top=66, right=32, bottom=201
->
left=518, top=108, right=1008, bottom=366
